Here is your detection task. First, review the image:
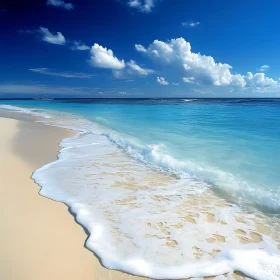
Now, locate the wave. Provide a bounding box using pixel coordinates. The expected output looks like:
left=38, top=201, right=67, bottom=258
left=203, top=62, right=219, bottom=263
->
left=2, top=104, right=280, bottom=279
left=104, top=132, right=280, bottom=213
left=0, top=104, right=51, bottom=118
left=183, top=99, right=197, bottom=102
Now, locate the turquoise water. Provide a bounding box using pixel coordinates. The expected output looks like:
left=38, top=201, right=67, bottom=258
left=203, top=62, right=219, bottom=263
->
left=1, top=99, right=280, bottom=279
left=2, top=98, right=280, bottom=212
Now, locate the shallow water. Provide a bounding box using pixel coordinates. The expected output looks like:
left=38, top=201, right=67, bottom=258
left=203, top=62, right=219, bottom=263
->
left=1, top=99, right=280, bottom=279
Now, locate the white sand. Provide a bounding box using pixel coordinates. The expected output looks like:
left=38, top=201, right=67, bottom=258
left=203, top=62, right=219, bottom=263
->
left=0, top=117, right=143, bottom=280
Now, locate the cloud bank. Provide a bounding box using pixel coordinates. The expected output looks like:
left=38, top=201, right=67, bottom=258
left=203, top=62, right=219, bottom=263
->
left=136, top=38, right=279, bottom=88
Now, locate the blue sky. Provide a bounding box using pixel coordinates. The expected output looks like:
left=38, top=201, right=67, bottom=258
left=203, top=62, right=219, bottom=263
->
left=1, top=0, right=280, bottom=98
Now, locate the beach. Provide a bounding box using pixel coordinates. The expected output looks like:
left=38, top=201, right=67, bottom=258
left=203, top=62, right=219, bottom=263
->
left=0, top=113, right=144, bottom=280
left=0, top=108, right=272, bottom=280
left=2, top=0, right=280, bottom=278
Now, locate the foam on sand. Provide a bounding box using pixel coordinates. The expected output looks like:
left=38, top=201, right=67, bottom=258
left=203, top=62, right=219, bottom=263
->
left=32, top=132, right=280, bottom=279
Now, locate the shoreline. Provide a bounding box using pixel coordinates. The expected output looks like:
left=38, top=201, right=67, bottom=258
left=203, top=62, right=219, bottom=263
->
left=0, top=109, right=260, bottom=280
left=0, top=113, right=144, bottom=280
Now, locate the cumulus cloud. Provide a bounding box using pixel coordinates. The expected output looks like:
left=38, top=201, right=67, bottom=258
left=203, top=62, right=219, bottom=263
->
left=157, top=76, right=169, bottom=85
left=29, top=68, right=95, bottom=78
left=90, top=43, right=125, bottom=69
left=90, top=43, right=153, bottom=79
left=231, top=74, right=246, bottom=87
left=71, top=40, right=90, bottom=51
left=128, top=0, right=155, bottom=13
left=259, top=65, right=270, bottom=72
left=244, top=72, right=277, bottom=87
left=39, top=27, right=66, bottom=45
left=136, top=37, right=279, bottom=88
left=46, top=0, right=74, bottom=10
left=181, top=21, right=200, bottom=28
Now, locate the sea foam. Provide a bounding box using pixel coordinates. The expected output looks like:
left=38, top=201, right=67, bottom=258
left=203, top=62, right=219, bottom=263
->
left=1, top=104, right=280, bottom=279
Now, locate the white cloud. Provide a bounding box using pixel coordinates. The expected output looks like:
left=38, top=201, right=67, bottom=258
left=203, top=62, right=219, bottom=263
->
left=172, top=82, right=179, bottom=86
left=182, top=77, right=196, bottom=84
left=39, top=27, right=66, bottom=45
left=90, top=43, right=125, bottom=69
left=181, top=21, right=200, bottom=28
left=29, top=68, right=95, bottom=78
left=128, top=0, right=155, bottom=13
left=244, top=72, right=277, bottom=87
left=114, top=60, right=154, bottom=78
left=46, top=0, right=74, bottom=10
left=71, top=40, right=90, bottom=51
left=259, top=65, right=270, bottom=72
left=135, top=44, right=147, bottom=52
left=231, top=74, right=246, bottom=87
left=136, top=37, right=279, bottom=88
left=90, top=44, right=153, bottom=79
left=126, top=60, right=154, bottom=75
left=157, top=76, right=169, bottom=85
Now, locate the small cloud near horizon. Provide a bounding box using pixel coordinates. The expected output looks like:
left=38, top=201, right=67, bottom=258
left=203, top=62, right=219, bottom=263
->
left=157, top=76, right=169, bottom=85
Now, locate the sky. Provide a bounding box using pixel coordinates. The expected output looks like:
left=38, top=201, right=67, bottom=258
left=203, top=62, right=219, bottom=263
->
left=1, top=0, right=280, bottom=98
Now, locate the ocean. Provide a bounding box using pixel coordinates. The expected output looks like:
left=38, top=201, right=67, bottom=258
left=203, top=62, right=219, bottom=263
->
left=1, top=98, right=280, bottom=279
